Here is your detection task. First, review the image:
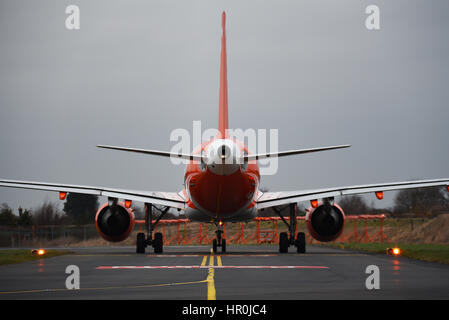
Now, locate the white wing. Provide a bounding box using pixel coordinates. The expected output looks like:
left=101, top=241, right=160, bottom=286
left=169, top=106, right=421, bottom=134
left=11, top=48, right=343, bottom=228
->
left=0, top=179, right=185, bottom=209
left=256, top=178, right=449, bottom=209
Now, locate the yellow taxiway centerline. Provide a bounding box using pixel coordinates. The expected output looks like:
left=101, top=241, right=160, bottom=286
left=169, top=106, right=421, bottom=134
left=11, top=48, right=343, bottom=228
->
left=207, top=249, right=216, bottom=300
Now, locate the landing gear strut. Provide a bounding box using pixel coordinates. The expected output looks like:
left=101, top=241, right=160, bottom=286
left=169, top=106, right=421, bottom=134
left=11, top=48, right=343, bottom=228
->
left=212, top=221, right=226, bottom=253
left=136, top=203, right=169, bottom=254
left=273, top=203, right=306, bottom=254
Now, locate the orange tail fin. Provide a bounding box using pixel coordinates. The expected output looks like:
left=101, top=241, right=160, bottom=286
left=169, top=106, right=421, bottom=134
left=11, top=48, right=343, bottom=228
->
left=218, top=11, right=229, bottom=139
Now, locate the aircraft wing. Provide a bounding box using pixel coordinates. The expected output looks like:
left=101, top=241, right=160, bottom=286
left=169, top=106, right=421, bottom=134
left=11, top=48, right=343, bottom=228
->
left=0, top=179, right=186, bottom=209
left=256, top=178, right=449, bottom=209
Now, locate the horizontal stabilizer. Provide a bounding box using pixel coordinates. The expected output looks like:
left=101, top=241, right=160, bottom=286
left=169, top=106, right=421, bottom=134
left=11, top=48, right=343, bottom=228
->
left=97, top=145, right=203, bottom=161
left=243, top=144, right=351, bottom=161
left=98, top=144, right=350, bottom=163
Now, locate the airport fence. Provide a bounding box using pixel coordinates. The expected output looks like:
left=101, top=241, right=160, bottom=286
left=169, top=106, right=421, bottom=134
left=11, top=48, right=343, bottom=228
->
left=0, top=214, right=388, bottom=247
left=0, top=224, right=100, bottom=247
left=145, top=215, right=388, bottom=245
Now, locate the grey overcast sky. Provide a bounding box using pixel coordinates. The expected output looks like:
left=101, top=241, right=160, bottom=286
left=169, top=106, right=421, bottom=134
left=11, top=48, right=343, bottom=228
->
left=0, top=0, right=448, bottom=213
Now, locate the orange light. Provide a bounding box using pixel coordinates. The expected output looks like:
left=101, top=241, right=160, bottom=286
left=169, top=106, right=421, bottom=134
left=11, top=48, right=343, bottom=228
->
left=218, top=220, right=223, bottom=226
left=310, top=200, right=318, bottom=208
left=124, top=200, right=132, bottom=209
left=59, top=192, right=67, bottom=200
left=37, top=249, right=45, bottom=256
left=387, top=247, right=401, bottom=256
left=375, top=191, right=383, bottom=200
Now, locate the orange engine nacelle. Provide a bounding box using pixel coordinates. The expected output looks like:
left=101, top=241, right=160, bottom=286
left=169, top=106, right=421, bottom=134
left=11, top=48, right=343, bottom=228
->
left=95, top=202, right=135, bottom=242
left=305, top=202, right=345, bottom=242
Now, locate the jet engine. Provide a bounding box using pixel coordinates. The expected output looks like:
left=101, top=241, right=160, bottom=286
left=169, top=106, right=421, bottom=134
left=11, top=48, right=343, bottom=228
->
left=95, top=202, right=135, bottom=242
left=305, top=201, right=345, bottom=242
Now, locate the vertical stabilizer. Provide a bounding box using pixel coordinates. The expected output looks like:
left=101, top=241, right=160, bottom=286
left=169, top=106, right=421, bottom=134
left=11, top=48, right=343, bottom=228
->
left=218, top=11, right=229, bottom=138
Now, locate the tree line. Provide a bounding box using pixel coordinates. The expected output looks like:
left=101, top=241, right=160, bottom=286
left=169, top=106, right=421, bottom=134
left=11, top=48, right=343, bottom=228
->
left=339, top=186, right=449, bottom=216
left=0, top=193, right=185, bottom=227
left=0, top=193, right=99, bottom=226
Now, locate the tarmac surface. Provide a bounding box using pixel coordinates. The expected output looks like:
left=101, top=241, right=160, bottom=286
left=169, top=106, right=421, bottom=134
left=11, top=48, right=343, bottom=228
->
left=0, top=244, right=448, bottom=300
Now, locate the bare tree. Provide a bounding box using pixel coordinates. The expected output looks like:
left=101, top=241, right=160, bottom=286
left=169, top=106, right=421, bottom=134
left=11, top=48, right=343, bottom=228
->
left=338, top=195, right=370, bottom=215
left=33, top=201, right=65, bottom=225
left=393, top=186, right=448, bottom=216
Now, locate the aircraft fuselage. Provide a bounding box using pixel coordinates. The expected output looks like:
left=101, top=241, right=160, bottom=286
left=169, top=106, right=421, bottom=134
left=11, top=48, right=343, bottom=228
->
left=183, top=138, right=260, bottom=222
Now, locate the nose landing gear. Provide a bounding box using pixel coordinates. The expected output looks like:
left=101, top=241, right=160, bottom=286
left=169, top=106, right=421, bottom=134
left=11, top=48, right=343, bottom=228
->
left=212, top=221, right=226, bottom=253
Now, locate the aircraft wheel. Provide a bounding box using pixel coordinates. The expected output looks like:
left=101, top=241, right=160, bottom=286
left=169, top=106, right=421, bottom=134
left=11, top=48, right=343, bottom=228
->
left=153, top=232, right=163, bottom=254
left=295, top=232, right=306, bottom=253
left=279, top=232, right=289, bottom=253
left=136, top=233, right=146, bottom=254
left=213, top=239, right=218, bottom=253
left=221, top=238, right=226, bottom=253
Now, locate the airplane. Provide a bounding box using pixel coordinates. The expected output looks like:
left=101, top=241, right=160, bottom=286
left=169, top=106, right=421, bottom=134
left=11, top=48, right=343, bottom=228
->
left=1, top=12, right=448, bottom=254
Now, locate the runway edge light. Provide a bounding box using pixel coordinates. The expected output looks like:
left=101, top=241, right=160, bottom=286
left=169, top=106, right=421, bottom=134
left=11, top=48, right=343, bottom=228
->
left=31, top=249, right=46, bottom=256
left=386, top=247, right=401, bottom=256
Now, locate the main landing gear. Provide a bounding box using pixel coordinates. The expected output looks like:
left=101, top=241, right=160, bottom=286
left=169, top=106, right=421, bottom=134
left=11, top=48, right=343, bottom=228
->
left=136, top=203, right=169, bottom=254
left=212, top=221, right=226, bottom=254
left=273, top=203, right=306, bottom=254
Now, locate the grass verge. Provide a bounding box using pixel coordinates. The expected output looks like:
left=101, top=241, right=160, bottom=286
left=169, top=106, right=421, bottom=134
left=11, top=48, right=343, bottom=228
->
left=323, top=243, right=449, bottom=265
left=0, top=249, right=73, bottom=266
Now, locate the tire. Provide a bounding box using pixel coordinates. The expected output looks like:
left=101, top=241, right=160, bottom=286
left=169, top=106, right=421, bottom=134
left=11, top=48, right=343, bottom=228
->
left=153, top=232, right=163, bottom=254
left=213, top=239, right=218, bottom=253
left=221, top=238, right=226, bottom=253
left=296, top=232, right=306, bottom=253
left=279, top=232, right=289, bottom=253
left=136, top=232, right=146, bottom=254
